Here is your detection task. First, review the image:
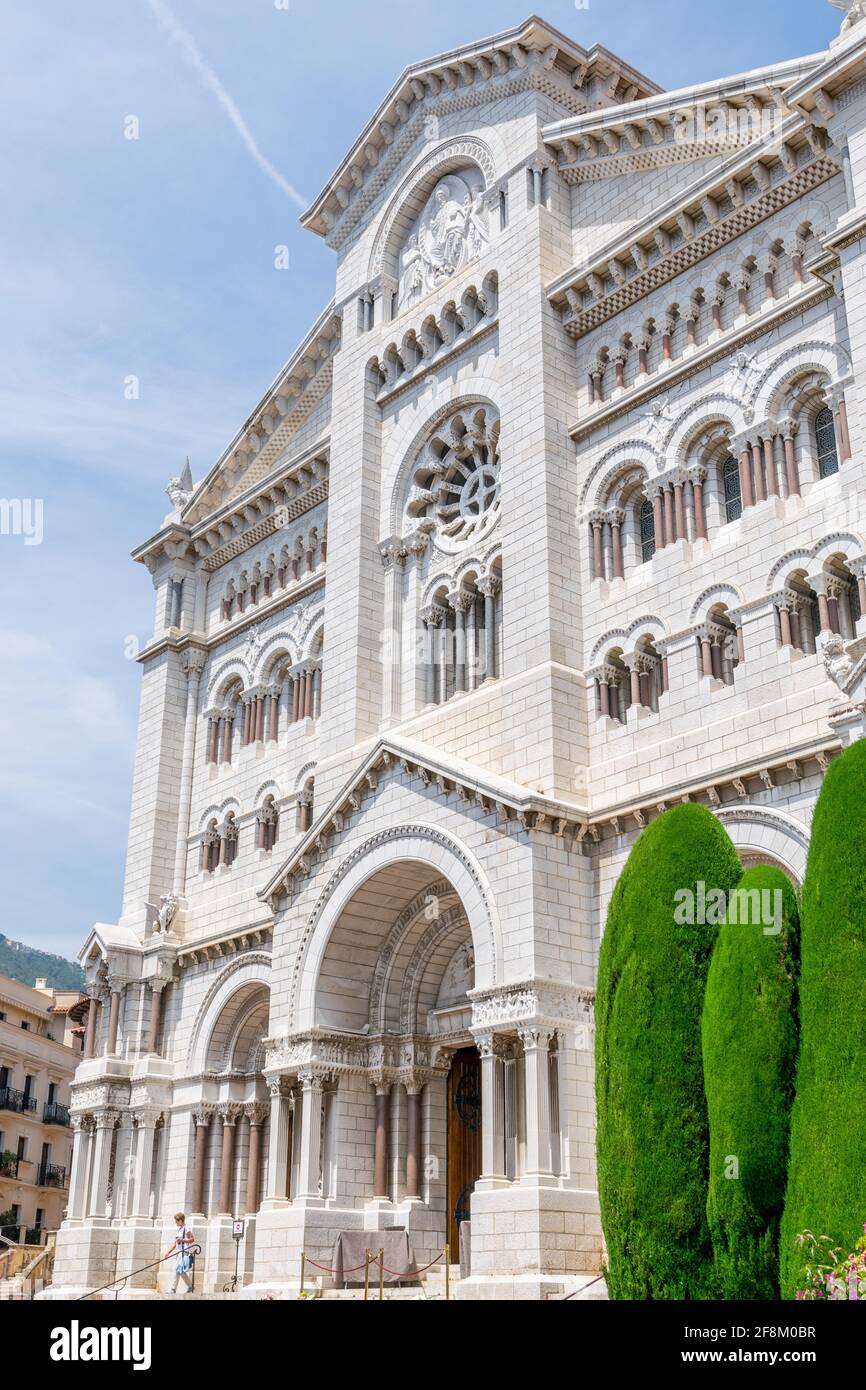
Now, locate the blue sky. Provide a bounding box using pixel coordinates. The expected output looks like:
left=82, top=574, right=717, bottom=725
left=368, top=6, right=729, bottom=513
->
left=0, top=0, right=838, bottom=959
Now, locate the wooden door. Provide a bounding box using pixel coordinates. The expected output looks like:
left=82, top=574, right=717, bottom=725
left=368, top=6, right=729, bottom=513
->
left=446, top=1047, right=482, bottom=1255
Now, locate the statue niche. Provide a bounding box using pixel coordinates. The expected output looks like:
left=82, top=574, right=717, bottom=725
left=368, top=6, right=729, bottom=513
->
left=397, top=168, right=489, bottom=313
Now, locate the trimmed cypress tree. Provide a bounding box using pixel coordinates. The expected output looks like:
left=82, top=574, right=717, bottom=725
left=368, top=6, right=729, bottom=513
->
left=780, top=739, right=866, bottom=1299
left=596, top=803, right=742, bottom=1299
left=702, top=866, right=800, bottom=1299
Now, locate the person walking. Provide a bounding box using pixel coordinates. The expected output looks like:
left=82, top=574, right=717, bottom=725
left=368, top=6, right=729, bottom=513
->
left=165, top=1212, right=196, bottom=1296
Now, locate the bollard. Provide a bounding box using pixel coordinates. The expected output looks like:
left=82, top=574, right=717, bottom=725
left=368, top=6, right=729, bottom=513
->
left=364, top=1248, right=371, bottom=1301
left=300, top=1251, right=306, bottom=1298
left=379, top=1247, right=385, bottom=1300
left=445, top=1243, right=450, bottom=1301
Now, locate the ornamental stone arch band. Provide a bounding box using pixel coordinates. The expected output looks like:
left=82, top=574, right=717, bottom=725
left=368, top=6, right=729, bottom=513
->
left=716, top=805, right=809, bottom=886
left=288, top=823, right=502, bottom=1030
left=185, top=951, right=273, bottom=1075
left=370, top=137, right=499, bottom=283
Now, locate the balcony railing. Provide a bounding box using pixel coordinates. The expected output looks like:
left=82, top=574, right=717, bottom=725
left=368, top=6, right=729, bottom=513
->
left=0, top=1087, right=37, bottom=1114
left=42, top=1101, right=70, bottom=1127
left=37, top=1163, right=66, bottom=1189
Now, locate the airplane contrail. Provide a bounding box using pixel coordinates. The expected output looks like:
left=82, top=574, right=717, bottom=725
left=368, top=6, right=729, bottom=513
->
left=144, top=0, right=308, bottom=211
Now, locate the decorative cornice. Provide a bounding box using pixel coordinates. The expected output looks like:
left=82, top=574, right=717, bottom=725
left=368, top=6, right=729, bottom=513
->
left=548, top=133, right=836, bottom=338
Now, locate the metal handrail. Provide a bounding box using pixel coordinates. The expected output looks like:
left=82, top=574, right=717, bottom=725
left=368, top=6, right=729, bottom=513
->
left=77, top=1244, right=202, bottom=1301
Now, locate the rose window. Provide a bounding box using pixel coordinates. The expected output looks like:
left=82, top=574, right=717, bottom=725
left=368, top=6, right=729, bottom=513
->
left=406, top=406, right=501, bottom=552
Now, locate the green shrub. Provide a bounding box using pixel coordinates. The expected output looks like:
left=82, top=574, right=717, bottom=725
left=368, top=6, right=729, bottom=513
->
left=702, top=866, right=800, bottom=1298
left=780, top=740, right=866, bottom=1298
left=596, top=803, right=742, bottom=1299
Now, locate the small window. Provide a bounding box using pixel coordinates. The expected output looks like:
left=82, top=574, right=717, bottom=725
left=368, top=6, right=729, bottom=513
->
left=815, top=406, right=839, bottom=478
left=639, top=499, right=656, bottom=563
left=723, top=455, right=742, bottom=523
left=20, top=1021, right=30, bottom=1032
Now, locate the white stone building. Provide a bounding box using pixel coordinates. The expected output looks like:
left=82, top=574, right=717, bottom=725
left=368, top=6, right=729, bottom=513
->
left=47, top=3, right=866, bottom=1299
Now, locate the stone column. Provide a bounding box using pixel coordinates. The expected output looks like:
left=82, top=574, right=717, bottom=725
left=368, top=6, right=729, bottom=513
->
left=131, top=1109, right=160, bottom=1219
left=172, top=648, right=206, bottom=895
left=379, top=539, right=406, bottom=724
left=291, top=673, right=301, bottom=723
left=691, top=469, right=707, bottom=540
left=598, top=677, right=610, bottom=718
left=609, top=509, right=624, bottom=578
left=303, top=666, right=314, bottom=720
left=591, top=513, right=604, bottom=578
left=477, top=1034, right=507, bottom=1186
left=673, top=478, right=686, bottom=541
left=244, top=1104, right=267, bottom=1214
left=662, top=486, right=675, bottom=546
left=66, top=1115, right=91, bottom=1221
left=83, top=993, right=99, bottom=1060
left=207, top=717, right=219, bottom=764
left=146, top=983, right=166, bottom=1055
left=218, top=1107, right=240, bottom=1215
left=296, top=1072, right=325, bottom=1202
left=268, top=690, right=280, bottom=741
left=190, top=1108, right=213, bottom=1215
left=105, top=982, right=124, bottom=1056
left=372, top=1084, right=391, bottom=1199
left=449, top=590, right=471, bottom=693
left=421, top=605, right=445, bottom=706
left=763, top=433, right=779, bottom=497
left=699, top=626, right=714, bottom=679
left=264, top=1079, right=290, bottom=1205
left=626, top=656, right=641, bottom=707
left=781, top=421, right=801, bottom=497
left=775, top=595, right=793, bottom=648
left=651, top=488, right=664, bottom=549
left=88, top=1109, right=118, bottom=1219
left=751, top=439, right=766, bottom=503
left=813, top=576, right=832, bottom=634
left=478, top=575, right=500, bottom=683
left=518, top=1026, right=554, bottom=1179
left=738, top=444, right=754, bottom=509
left=405, top=1087, right=422, bottom=1200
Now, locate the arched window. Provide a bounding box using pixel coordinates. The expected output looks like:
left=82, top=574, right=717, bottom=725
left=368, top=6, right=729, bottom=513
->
left=723, top=456, right=742, bottom=523
left=639, top=499, right=655, bottom=563
left=815, top=406, right=839, bottom=479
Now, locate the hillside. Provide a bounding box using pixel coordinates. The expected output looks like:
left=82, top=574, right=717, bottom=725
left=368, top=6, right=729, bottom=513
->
left=0, top=934, right=84, bottom=991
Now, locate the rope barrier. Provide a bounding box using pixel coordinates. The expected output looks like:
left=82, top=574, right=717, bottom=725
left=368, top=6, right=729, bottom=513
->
left=76, top=1244, right=203, bottom=1302
left=299, top=1243, right=451, bottom=1298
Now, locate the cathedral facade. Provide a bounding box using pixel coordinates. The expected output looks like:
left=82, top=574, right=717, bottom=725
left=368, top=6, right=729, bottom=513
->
left=48, top=4, right=866, bottom=1299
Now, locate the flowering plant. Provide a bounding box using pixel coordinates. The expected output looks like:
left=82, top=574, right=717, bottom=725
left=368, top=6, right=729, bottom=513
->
left=794, top=1225, right=866, bottom=1300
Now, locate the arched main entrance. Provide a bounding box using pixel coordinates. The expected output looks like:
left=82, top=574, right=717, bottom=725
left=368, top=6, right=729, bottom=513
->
left=282, top=849, right=493, bottom=1270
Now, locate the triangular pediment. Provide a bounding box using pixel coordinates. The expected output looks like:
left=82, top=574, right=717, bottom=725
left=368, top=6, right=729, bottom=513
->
left=301, top=15, right=661, bottom=248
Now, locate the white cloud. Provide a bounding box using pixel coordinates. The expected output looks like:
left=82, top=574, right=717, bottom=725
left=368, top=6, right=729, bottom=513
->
left=144, top=0, right=309, bottom=211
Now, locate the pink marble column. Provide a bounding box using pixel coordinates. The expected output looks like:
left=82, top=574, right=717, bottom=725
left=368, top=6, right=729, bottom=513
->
left=763, top=435, right=779, bottom=497
left=592, top=521, right=604, bottom=579
left=692, top=478, right=707, bottom=540
left=610, top=520, right=624, bottom=578
left=599, top=680, right=610, bottom=718
left=373, top=1087, right=390, bottom=1199
left=673, top=482, right=686, bottom=541
left=652, top=492, right=664, bottom=549
left=779, top=604, right=792, bottom=647
left=783, top=430, right=801, bottom=497
left=222, top=718, right=232, bottom=764
left=701, top=634, right=714, bottom=679
left=837, top=396, right=852, bottom=462
left=218, top=1111, right=238, bottom=1215
left=739, top=447, right=754, bottom=509
left=106, top=988, right=122, bottom=1055
left=629, top=665, right=641, bottom=707
left=269, top=694, right=280, bottom=741
left=207, top=718, right=219, bottom=764
left=291, top=674, right=301, bottom=723
left=662, top=487, right=675, bottom=546
left=303, top=670, right=314, bottom=719
left=752, top=441, right=766, bottom=503
left=405, top=1090, right=422, bottom=1200
left=84, top=997, right=99, bottom=1059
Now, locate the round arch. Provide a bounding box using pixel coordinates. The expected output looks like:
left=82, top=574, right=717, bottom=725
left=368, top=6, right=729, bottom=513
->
left=716, top=805, right=808, bottom=886
left=185, top=953, right=272, bottom=1075
left=290, top=824, right=502, bottom=1030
